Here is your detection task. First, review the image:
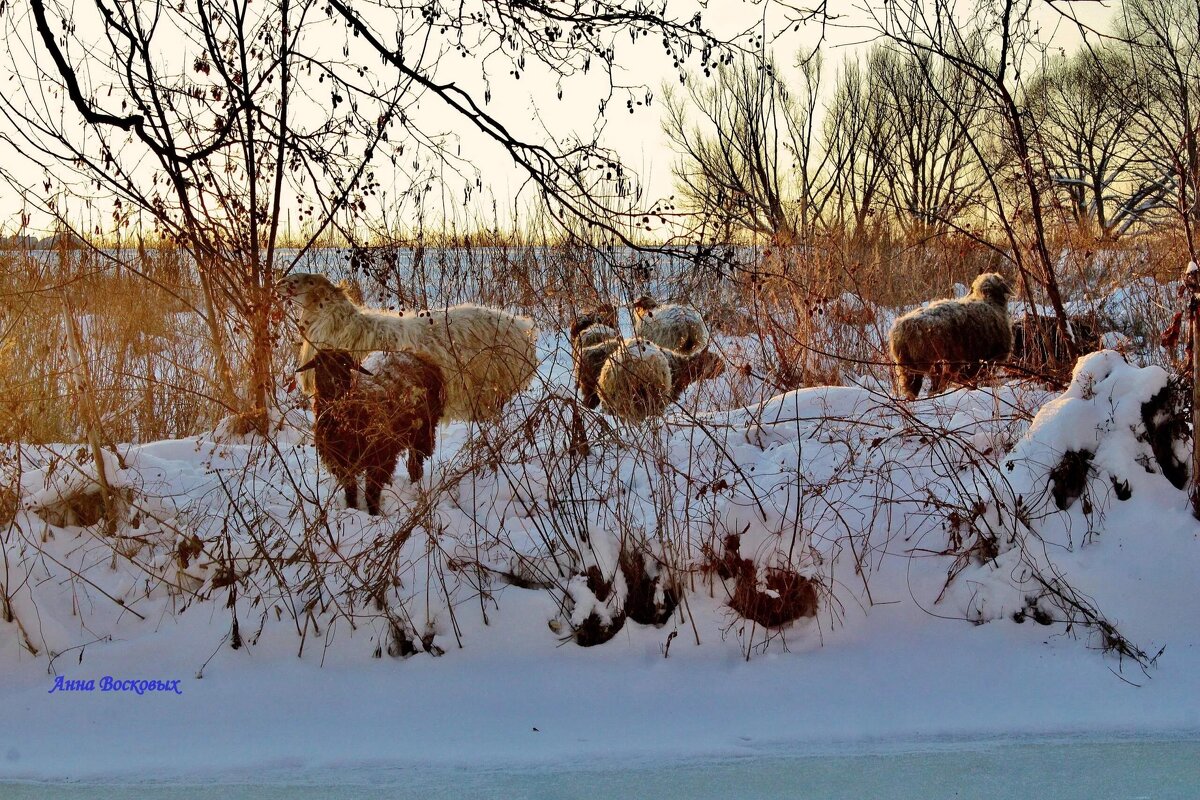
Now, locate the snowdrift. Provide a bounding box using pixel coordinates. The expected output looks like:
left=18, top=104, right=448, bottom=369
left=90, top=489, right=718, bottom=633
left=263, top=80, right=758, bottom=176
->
left=1, top=346, right=1199, bottom=779
left=5, top=348, right=1190, bottom=670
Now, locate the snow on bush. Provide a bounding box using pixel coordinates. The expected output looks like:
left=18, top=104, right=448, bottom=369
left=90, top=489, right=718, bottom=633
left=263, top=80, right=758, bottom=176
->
left=0, top=332, right=1187, bottom=673
left=944, top=351, right=1188, bottom=662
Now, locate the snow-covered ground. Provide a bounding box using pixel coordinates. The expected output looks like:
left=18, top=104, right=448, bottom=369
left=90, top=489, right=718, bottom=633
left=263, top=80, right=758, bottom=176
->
left=1, top=323, right=1199, bottom=786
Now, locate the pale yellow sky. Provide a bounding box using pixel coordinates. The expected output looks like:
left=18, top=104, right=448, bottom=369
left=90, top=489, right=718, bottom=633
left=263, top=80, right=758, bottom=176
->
left=0, top=0, right=1119, bottom=240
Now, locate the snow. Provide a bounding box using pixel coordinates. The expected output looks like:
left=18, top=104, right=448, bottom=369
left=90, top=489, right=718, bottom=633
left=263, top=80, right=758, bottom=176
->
left=2, top=336, right=1199, bottom=781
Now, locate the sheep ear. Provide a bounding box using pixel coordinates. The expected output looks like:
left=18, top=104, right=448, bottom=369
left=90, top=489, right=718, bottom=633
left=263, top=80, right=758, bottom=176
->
left=296, top=356, right=318, bottom=373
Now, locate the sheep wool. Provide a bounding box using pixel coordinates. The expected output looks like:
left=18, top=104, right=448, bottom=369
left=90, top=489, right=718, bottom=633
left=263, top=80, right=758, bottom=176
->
left=299, top=349, right=446, bottom=516
left=574, top=338, right=620, bottom=410
left=569, top=318, right=622, bottom=409
left=572, top=317, right=724, bottom=417
left=596, top=338, right=673, bottom=422
left=571, top=319, right=620, bottom=351
left=631, top=296, right=710, bottom=357
left=663, top=348, right=725, bottom=402
left=888, top=272, right=1013, bottom=400
left=279, top=273, right=538, bottom=421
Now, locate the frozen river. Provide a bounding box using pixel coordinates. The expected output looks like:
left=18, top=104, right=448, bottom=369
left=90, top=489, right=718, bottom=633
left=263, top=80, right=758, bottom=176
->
left=4, top=736, right=1198, bottom=800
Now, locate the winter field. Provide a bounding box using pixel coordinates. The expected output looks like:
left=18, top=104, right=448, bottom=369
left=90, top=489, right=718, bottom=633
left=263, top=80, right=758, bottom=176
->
left=0, top=245, right=1198, bottom=797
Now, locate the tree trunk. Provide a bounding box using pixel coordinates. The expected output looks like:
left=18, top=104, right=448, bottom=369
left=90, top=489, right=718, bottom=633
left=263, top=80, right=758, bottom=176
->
left=1007, top=92, right=1079, bottom=371
left=246, top=281, right=275, bottom=436
left=196, top=258, right=240, bottom=413
left=1185, top=264, right=1200, bottom=519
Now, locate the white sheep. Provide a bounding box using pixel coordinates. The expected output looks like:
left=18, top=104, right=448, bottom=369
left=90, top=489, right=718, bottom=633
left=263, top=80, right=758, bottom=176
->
left=595, top=338, right=674, bottom=422
left=278, top=273, right=539, bottom=422
left=631, top=296, right=710, bottom=357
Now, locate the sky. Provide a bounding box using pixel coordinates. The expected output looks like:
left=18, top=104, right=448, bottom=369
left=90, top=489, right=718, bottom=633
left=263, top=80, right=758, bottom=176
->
left=0, top=0, right=1118, bottom=241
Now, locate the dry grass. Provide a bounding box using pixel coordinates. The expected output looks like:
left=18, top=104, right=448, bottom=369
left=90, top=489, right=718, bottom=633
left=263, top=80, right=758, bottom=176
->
left=0, top=248, right=231, bottom=443
left=2, top=227, right=1182, bottom=446
left=0, top=223, right=1179, bottom=667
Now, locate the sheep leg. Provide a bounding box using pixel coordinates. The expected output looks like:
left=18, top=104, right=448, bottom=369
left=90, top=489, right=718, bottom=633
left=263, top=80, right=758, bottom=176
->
left=407, top=425, right=436, bottom=482
left=364, top=484, right=382, bottom=516
left=578, top=373, right=600, bottom=409
left=896, top=366, right=923, bottom=400
left=364, top=471, right=385, bottom=516
left=342, top=477, right=360, bottom=511
left=959, top=362, right=982, bottom=386
left=406, top=450, right=425, bottom=483
left=928, top=364, right=947, bottom=395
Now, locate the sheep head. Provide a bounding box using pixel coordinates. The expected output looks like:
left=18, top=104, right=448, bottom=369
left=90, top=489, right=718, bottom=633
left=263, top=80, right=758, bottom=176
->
left=296, top=349, right=372, bottom=399
left=276, top=272, right=343, bottom=309
left=668, top=348, right=725, bottom=399
left=970, top=273, right=1012, bottom=307
left=631, top=295, right=658, bottom=320
left=691, top=349, right=726, bottom=382
left=570, top=314, right=609, bottom=341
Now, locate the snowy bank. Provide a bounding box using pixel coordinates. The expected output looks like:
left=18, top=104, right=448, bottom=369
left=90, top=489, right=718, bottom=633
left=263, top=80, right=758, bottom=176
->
left=1, top=349, right=1198, bottom=778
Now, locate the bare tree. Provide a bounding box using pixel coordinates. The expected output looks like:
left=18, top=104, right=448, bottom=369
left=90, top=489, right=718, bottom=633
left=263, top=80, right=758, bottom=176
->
left=662, top=53, right=823, bottom=244
left=867, top=46, right=988, bottom=236
left=0, top=0, right=779, bottom=429
left=1118, top=0, right=1200, bottom=233
left=0, top=0, right=387, bottom=430
left=325, top=0, right=787, bottom=252
left=823, top=57, right=890, bottom=238
left=870, top=0, right=1079, bottom=367
left=1026, top=46, right=1156, bottom=238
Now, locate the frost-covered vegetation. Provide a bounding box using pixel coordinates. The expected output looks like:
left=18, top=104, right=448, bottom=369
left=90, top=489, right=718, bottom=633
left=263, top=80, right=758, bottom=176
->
left=0, top=240, right=1193, bottom=677
left=2, top=0, right=1200, bottom=783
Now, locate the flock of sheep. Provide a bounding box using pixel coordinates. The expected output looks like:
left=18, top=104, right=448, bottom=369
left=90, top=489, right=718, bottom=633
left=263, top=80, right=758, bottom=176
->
left=277, top=270, right=1020, bottom=515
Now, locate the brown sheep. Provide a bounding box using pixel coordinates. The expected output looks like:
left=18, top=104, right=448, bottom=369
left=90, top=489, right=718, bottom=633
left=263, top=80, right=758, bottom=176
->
left=570, top=311, right=620, bottom=351
left=889, top=273, right=1013, bottom=399
left=569, top=314, right=622, bottom=409
left=668, top=348, right=725, bottom=399
left=298, top=349, right=446, bottom=515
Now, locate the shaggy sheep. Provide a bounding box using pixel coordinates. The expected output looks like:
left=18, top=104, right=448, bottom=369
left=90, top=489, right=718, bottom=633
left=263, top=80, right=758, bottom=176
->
left=631, top=296, right=710, bottom=356
left=278, top=273, right=538, bottom=421
left=571, top=309, right=727, bottom=416
left=569, top=316, right=622, bottom=409
left=596, top=338, right=673, bottom=422
left=298, top=348, right=446, bottom=515
left=570, top=308, right=620, bottom=350
left=667, top=348, right=725, bottom=399
left=889, top=272, right=1013, bottom=399
left=336, top=277, right=366, bottom=306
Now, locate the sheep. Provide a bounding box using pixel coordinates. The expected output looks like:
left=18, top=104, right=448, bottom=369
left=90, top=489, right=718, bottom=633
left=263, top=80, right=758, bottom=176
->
left=574, top=335, right=726, bottom=421
left=278, top=273, right=538, bottom=422
left=336, top=277, right=366, bottom=306
left=570, top=306, right=620, bottom=350
left=631, top=295, right=710, bottom=357
left=596, top=338, right=673, bottom=422
left=889, top=272, right=1014, bottom=400
left=297, top=348, right=446, bottom=515
left=667, top=347, right=725, bottom=399
left=569, top=315, right=622, bottom=409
